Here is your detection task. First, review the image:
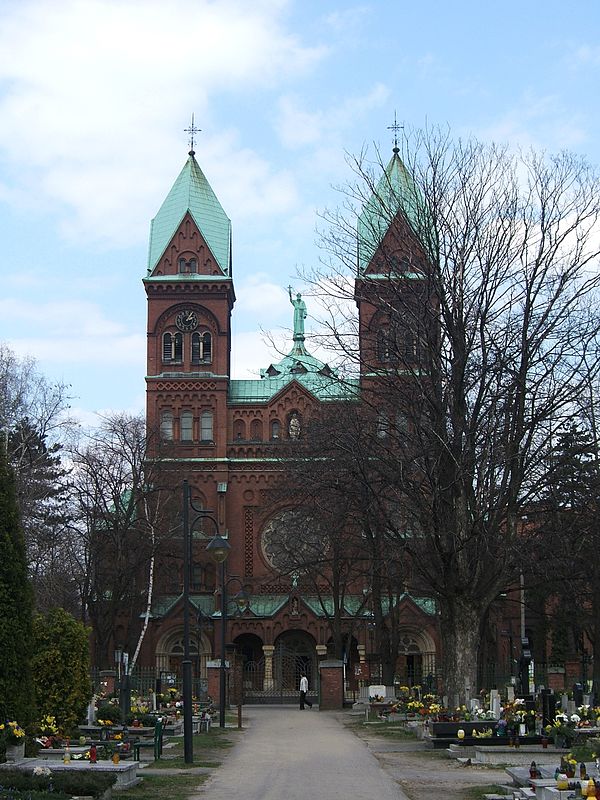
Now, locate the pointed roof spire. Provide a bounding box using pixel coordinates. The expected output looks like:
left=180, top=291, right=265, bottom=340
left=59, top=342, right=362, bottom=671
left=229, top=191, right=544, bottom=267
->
left=147, top=126, right=232, bottom=275
left=357, top=120, right=424, bottom=274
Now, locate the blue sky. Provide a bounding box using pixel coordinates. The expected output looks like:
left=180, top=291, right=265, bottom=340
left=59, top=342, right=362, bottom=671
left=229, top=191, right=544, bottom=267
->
left=1, top=0, right=599, bottom=426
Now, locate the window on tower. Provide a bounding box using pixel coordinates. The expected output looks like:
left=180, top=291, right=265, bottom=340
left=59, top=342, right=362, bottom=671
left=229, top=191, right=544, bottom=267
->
left=178, top=256, right=198, bottom=274
left=160, top=411, right=174, bottom=440
left=163, top=332, right=183, bottom=363
left=270, top=420, right=281, bottom=440
left=191, top=331, right=212, bottom=364
left=180, top=410, right=193, bottom=441
left=200, top=410, right=213, bottom=442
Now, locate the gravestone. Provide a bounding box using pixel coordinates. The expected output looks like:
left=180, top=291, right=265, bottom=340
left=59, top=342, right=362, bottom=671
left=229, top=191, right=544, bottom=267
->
left=507, top=685, right=515, bottom=702
left=490, top=689, right=501, bottom=718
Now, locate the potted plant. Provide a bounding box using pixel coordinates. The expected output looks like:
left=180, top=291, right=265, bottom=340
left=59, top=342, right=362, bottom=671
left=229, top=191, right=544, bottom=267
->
left=1, top=720, right=27, bottom=761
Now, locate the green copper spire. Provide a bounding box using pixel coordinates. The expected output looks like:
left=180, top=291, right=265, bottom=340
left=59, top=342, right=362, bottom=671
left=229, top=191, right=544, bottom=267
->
left=357, top=148, right=423, bottom=274
left=147, top=151, right=232, bottom=275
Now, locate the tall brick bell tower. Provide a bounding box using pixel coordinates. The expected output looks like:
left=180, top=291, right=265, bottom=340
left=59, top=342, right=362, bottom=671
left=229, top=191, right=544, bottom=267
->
left=143, top=140, right=234, bottom=505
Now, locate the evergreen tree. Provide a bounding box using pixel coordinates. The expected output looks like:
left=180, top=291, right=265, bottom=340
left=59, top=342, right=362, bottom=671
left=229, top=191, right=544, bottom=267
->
left=32, top=608, right=92, bottom=734
left=0, top=438, right=35, bottom=725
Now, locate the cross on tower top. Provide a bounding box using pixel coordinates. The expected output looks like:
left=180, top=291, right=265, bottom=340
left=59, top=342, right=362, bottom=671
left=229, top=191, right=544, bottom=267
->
left=387, top=112, right=403, bottom=154
left=184, top=113, right=201, bottom=155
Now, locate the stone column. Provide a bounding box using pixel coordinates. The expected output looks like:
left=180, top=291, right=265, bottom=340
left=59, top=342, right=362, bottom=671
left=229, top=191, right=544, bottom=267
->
left=263, top=645, right=275, bottom=690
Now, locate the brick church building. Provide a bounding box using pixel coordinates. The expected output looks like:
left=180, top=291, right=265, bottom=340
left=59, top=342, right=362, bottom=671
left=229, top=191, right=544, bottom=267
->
left=131, top=141, right=446, bottom=701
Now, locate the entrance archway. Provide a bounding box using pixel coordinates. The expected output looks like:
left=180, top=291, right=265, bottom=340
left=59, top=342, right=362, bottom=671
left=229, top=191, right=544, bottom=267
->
left=155, top=628, right=212, bottom=696
left=242, top=630, right=317, bottom=703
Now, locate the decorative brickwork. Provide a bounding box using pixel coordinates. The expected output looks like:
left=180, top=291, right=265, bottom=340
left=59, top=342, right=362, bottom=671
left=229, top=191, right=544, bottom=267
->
left=244, top=507, right=254, bottom=577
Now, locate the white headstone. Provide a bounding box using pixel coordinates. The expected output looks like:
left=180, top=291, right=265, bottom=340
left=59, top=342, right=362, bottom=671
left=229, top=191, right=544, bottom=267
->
left=561, top=694, right=569, bottom=710
left=492, top=696, right=501, bottom=718
left=87, top=698, right=96, bottom=725
left=507, top=685, right=515, bottom=702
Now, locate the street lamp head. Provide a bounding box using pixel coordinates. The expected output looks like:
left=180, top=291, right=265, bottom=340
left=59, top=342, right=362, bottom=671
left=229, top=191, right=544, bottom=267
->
left=206, top=534, right=231, bottom=564
left=234, top=589, right=250, bottom=613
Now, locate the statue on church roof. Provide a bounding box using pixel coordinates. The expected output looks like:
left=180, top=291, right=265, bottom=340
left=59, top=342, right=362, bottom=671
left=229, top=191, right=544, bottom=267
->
left=288, top=286, right=307, bottom=339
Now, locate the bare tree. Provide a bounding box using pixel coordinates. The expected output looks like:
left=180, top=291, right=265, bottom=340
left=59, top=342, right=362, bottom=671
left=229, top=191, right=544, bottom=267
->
left=304, top=128, right=600, bottom=704
left=68, top=413, right=178, bottom=668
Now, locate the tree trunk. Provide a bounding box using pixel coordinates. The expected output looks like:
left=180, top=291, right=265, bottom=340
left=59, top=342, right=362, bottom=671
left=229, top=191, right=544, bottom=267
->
left=439, top=598, right=482, bottom=708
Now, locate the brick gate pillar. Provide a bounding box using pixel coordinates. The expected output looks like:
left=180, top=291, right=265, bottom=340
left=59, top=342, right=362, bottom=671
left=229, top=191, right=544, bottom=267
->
left=319, top=659, right=345, bottom=710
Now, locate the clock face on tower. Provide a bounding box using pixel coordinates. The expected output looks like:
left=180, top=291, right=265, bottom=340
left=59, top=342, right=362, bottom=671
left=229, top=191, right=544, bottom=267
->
left=175, top=310, right=199, bottom=331
left=260, top=509, right=324, bottom=574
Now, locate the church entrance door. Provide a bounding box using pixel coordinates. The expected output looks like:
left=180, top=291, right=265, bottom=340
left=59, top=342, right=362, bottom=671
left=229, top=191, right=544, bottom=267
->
left=243, top=632, right=316, bottom=704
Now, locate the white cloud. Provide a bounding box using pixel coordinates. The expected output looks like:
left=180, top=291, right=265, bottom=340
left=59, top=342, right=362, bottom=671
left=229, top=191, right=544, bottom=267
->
left=473, top=93, right=588, bottom=152
left=276, top=83, right=390, bottom=151
left=567, top=44, right=600, bottom=68
left=0, top=0, right=325, bottom=247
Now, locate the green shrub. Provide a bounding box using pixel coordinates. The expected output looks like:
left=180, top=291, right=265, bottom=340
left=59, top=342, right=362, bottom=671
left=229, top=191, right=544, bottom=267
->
left=97, top=701, right=123, bottom=724
left=0, top=789, right=70, bottom=800
left=31, top=608, right=93, bottom=734
left=0, top=768, right=115, bottom=797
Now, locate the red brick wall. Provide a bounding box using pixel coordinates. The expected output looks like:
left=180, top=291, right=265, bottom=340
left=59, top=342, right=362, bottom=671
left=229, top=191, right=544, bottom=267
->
left=319, top=661, right=344, bottom=710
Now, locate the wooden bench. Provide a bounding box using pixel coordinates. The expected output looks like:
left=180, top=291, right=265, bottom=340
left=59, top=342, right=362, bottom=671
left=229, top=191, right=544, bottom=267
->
left=132, top=719, right=164, bottom=762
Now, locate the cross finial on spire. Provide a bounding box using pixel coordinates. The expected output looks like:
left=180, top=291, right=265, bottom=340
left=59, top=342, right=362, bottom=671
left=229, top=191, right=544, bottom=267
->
left=184, top=113, right=201, bottom=156
left=387, top=111, right=403, bottom=154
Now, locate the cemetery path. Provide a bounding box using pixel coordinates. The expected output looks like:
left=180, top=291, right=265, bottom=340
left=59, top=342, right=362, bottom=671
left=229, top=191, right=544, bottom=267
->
left=189, top=706, right=405, bottom=800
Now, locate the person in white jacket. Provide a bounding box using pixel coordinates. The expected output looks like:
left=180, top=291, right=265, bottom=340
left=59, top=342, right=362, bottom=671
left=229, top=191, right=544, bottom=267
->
left=299, top=673, right=312, bottom=709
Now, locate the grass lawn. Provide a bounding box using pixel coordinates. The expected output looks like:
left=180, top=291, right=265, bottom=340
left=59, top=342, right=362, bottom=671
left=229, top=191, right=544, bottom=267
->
left=462, top=784, right=509, bottom=800
left=350, top=719, right=419, bottom=739
left=138, top=727, right=239, bottom=769
left=116, top=773, right=204, bottom=800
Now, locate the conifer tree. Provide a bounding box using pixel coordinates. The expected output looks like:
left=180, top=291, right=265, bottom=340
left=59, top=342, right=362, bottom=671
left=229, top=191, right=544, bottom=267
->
left=0, top=436, right=35, bottom=725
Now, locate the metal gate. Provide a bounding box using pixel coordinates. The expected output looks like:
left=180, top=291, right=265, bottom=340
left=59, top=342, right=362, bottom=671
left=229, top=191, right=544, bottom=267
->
left=243, top=644, right=317, bottom=704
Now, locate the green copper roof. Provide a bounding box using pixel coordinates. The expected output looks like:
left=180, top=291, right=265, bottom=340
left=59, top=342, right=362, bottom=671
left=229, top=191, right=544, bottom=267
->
left=147, top=152, right=231, bottom=275
left=149, top=594, right=215, bottom=619
left=229, top=293, right=359, bottom=403
left=357, top=149, right=423, bottom=274
left=303, top=593, right=437, bottom=617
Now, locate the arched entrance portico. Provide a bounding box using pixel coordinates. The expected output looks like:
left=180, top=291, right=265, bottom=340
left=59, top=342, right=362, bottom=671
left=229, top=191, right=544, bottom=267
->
left=242, top=630, right=317, bottom=703
left=155, top=628, right=212, bottom=696
left=396, top=628, right=437, bottom=690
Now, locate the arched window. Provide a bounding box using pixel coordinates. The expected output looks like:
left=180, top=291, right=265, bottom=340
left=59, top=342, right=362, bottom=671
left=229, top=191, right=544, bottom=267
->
left=202, top=332, right=212, bottom=362
left=233, top=419, right=246, bottom=440
left=200, top=410, right=213, bottom=442
left=178, top=256, right=198, bottom=274
left=250, top=419, right=263, bottom=441
left=191, top=563, right=202, bottom=591
left=160, top=411, right=174, bottom=440
left=180, top=410, right=193, bottom=441
left=270, top=420, right=281, bottom=440
left=163, top=332, right=183, bottom=363
left=377, top=328, right=391, bottom=362
left=191, top=331, right=212, bottom=364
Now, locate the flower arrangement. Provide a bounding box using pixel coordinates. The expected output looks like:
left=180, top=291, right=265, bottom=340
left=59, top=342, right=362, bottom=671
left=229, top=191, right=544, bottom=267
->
left=547, top=713, right=578, bottom=747
left=38, top=715, right=59, bottom=737
left=1, top=720, right=26, bottom=745
left=97, top=718, right=114, bottom=727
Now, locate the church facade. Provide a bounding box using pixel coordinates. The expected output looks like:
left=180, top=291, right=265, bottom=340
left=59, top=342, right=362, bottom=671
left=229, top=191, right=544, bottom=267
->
left=135, top=144, right=443, bottom=700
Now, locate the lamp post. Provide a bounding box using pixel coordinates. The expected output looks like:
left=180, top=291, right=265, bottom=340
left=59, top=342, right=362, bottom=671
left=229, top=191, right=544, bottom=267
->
left=181, top=480, right=223, bottom=763
left=206, top=535, right=249, bottom=728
